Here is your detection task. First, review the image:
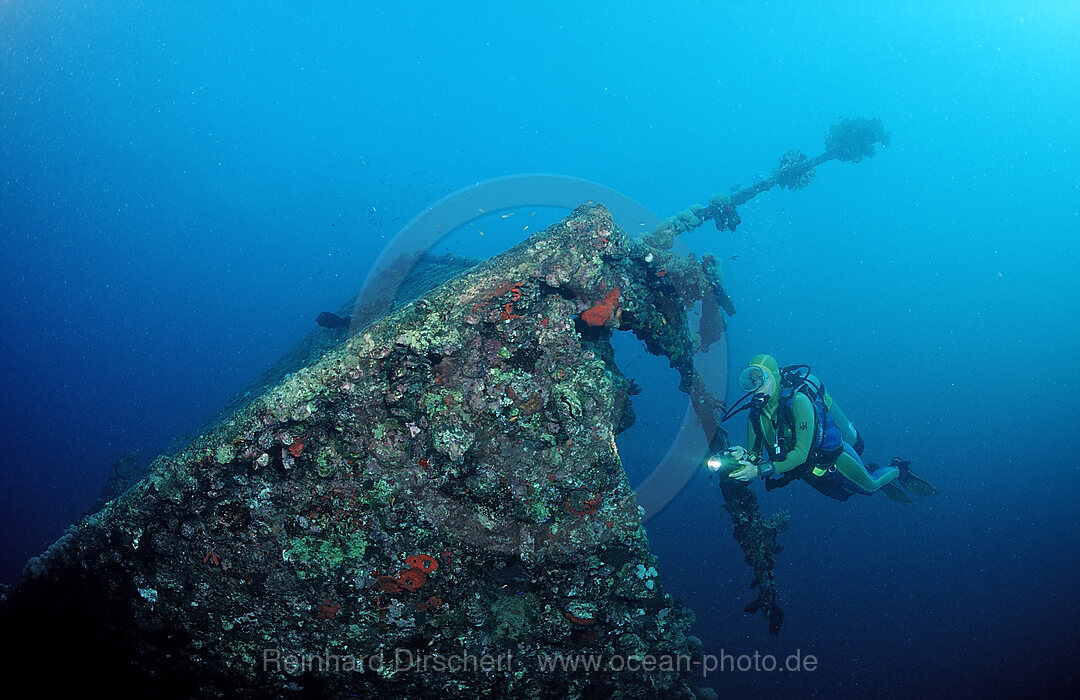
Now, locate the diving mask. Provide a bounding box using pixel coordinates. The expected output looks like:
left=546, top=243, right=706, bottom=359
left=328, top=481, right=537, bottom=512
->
left=738, top=365, right=769, bottom=392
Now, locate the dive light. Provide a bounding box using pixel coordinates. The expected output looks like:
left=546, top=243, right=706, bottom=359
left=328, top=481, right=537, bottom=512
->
left=706, top=454, right=743, bottom=473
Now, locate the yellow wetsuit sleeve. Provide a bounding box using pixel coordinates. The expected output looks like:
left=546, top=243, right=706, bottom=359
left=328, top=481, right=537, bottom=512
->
left=772, top=393, right=814, bottom=474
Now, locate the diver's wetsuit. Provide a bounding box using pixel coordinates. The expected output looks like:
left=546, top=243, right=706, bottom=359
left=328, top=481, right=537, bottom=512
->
left=749, top=376, right=899, bottom=499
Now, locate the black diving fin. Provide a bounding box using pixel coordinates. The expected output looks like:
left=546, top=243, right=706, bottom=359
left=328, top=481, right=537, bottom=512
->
left=867, top=461, right=913, bottom=502
left=890, top=458, right=938, bottom=497
left=879, top=481, right=913, bottom=503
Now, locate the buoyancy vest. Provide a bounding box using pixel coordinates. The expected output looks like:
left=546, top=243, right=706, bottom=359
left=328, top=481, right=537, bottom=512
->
left=752, top=371, right=844, bottom=480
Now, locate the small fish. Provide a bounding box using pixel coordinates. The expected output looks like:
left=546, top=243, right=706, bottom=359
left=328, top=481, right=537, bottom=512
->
left=501, top=212, right=515, bottom=218
left=316, top=312, right=351, bottom=329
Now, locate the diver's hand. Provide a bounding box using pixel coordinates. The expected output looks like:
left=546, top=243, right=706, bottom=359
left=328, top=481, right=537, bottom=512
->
left=720, top=446, right=757, bottom=481
left=724, top=445, right=749, bottom=461
left=728, top=460, right=759, bottom=482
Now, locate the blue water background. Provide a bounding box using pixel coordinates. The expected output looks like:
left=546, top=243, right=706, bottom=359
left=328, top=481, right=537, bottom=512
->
left=2, top=2, right=1077, bottom=696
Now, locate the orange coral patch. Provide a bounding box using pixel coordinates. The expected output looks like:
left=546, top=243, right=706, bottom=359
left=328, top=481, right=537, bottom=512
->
left=288, top=430, right=311, bottom=457
left=397, top=568, right=427, bottom=591
left=406, top=554, right=439, bottom=573
left=581, top=286, right=621, bottom=327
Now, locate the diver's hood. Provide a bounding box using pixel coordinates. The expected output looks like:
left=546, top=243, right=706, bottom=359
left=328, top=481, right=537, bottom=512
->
left=743, top=354, right=779, bottom=394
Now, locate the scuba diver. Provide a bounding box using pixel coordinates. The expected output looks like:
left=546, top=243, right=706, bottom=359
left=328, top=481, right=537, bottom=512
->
left=709, top=354, right=937, bottom=502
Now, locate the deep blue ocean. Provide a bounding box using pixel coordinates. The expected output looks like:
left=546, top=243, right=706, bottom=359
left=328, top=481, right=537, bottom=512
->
left=2, top=2, right=1077, bottom=697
